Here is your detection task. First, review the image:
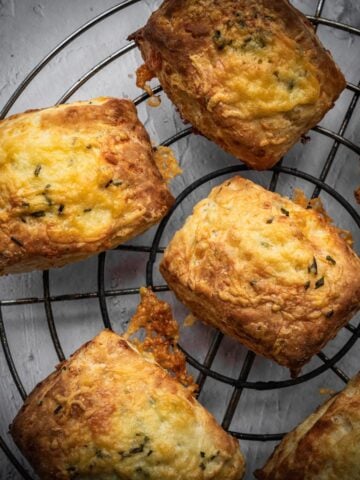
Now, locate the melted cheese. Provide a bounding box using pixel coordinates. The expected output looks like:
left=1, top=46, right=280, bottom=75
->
left=0, top=99, right=143, bottom=242
left=191, top=29, right=320, bottom=119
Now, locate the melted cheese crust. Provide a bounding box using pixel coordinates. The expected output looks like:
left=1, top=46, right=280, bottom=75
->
left=0, top=97, right=174, bottom=274
left=255, top=373, right=360, bottom=480
left=11, top=329, right=245, bottom=480
left=160, top=177, right=360, bottom=372
left=131, top=0, right=346, bottom=169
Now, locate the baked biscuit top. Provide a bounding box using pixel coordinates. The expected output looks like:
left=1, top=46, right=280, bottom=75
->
left=131, top=0, right=345, bottom=169
left=0, top=97, right=174, bottom=273
left=161, top=177, right=360, bottom=370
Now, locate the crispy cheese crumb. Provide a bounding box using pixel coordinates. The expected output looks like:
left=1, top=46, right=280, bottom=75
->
left=136, top=64, right=155, bottom=96
left=125, top=288, right=197, bottom=394
left=147, top=96, right=161, bottom=108
left=355, top=187, right=360, bottom=205
left=153, top=146, right=182, bottom=182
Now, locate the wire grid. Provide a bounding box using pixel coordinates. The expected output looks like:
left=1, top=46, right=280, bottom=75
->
left=0, top=0, right=359, bottom=477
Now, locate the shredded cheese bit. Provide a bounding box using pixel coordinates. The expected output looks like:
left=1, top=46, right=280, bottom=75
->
left=153, top=146, right=182, bottom=182
left=135, top=64, right=155, bottom=96
left=125, top=288, right=197, bottom=394
left=293, top=188, right=353, bottom=247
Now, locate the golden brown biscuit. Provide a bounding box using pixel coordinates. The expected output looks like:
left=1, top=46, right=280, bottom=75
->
left=255, top=373, right=360, bottom=479
left=160, top=176, right=360, bottom=373
left=10, top=326, right=245, bottom=479
left=0, top=97, right=174, bottom=275
left=130, top=0, right=346, bottom=170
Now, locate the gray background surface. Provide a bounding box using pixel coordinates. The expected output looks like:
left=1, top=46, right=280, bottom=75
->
left=0, top=0, right=359, bottom=478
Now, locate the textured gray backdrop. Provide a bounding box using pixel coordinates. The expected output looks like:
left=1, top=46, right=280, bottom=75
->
left=0, top=1, right=359, bottom=479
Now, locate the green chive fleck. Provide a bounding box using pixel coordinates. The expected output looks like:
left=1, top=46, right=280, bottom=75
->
left=308, top=257, right=318, bottom=275
left=34, top=165, right=42, bottom=177
left=326, top=255, right=336, bottom=265
left=10, top=236, right=23, bottom=247
left=31, top=211, right=46, bottom=218
left=53, top=405, right=62, bottom=414
left=280, top=207, right=289, bottom=216
left=315, top=277, right=325, bottom=289
left=304, top=281, right=311, bottom=290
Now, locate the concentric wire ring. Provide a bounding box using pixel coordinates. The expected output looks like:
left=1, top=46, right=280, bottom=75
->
left=0, top=0, right=359, bottom=476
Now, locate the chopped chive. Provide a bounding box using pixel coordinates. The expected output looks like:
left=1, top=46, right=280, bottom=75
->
left=30, top=211, right=46, bottom=218
left=10, top=236, right=24, bottom=247
left=261, top=241, right=270, bottom=248
left=200, top=451, right=206, bottom=458
left=266, top=217, right=274, bottom=224
left=58, top=204, right=64, bottom=215
left=21, top=201, right=30, bottom=208
left=43, top=194, right=53, bottom=206
left=304, top=281, right=311, bottom=290
left=83, top=208, right=92, bottom=213
left=308, top=257, right=318, bottom=275
left=147, top=450, right=153, bottom=457
left=53, top=405, right=62, bottom=414
left=280, top=207, right=289, bottom=216
left=325, top=310, right=334, bottom=318
left=200, top=463, right=206, bottom=471
left=34, top=165, right=42, bottom=177
left=326, top=255, right=336, bottom=265
left=315, top=277, right=325, bottom=289
left=112, top=179, right=123, bottom=186
left=104, top=179, right=113, bottom=188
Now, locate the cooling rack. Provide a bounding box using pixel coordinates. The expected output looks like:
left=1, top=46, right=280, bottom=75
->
left=0, top=0, right=359, bottom=478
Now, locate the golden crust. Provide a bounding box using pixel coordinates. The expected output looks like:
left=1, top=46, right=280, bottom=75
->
left=255, top=373, right=360, bottom=479
left=10, top=329, right=245, bottom=480
left=160, top=176, right=360, bottom=372
left=130, top=0, right=346, bottom=170
left=0, top=97, right=174, bottom=275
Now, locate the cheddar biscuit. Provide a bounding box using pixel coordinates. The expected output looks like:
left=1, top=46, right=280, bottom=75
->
left=130, top=0, right=346, bottom=169
left=11, top=328, right=245, bottom=480
left=0, top=97, right=174, bottom=274
left=255, top=373, right=360, bottom=479
left=160, top=176, right=360, bottom=372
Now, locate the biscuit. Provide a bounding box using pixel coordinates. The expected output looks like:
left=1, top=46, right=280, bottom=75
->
left=0, top=97, right=174, bottom=274
left=130, top=0, right=346, bottom=169
left=255, top=373, right=360, bottom=479
left=160, top=176, right=360, bottom=372
left=11, top=326, right=245, bottom=479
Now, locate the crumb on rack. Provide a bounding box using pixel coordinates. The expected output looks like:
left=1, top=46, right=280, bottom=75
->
left=147, top=95, right=161, bottom=107
left=135, top=63, right=155, bottom=97
left=184, top=313, right=198, bottom=327
left=125, top=288, right=197, bottom=394
left=153, top=146, right=182, bottom=182
left=355, top=187, right=360, bottom=205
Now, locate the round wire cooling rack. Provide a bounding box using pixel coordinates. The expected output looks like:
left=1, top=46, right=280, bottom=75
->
left=0, top=0, right=359, bottom=478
